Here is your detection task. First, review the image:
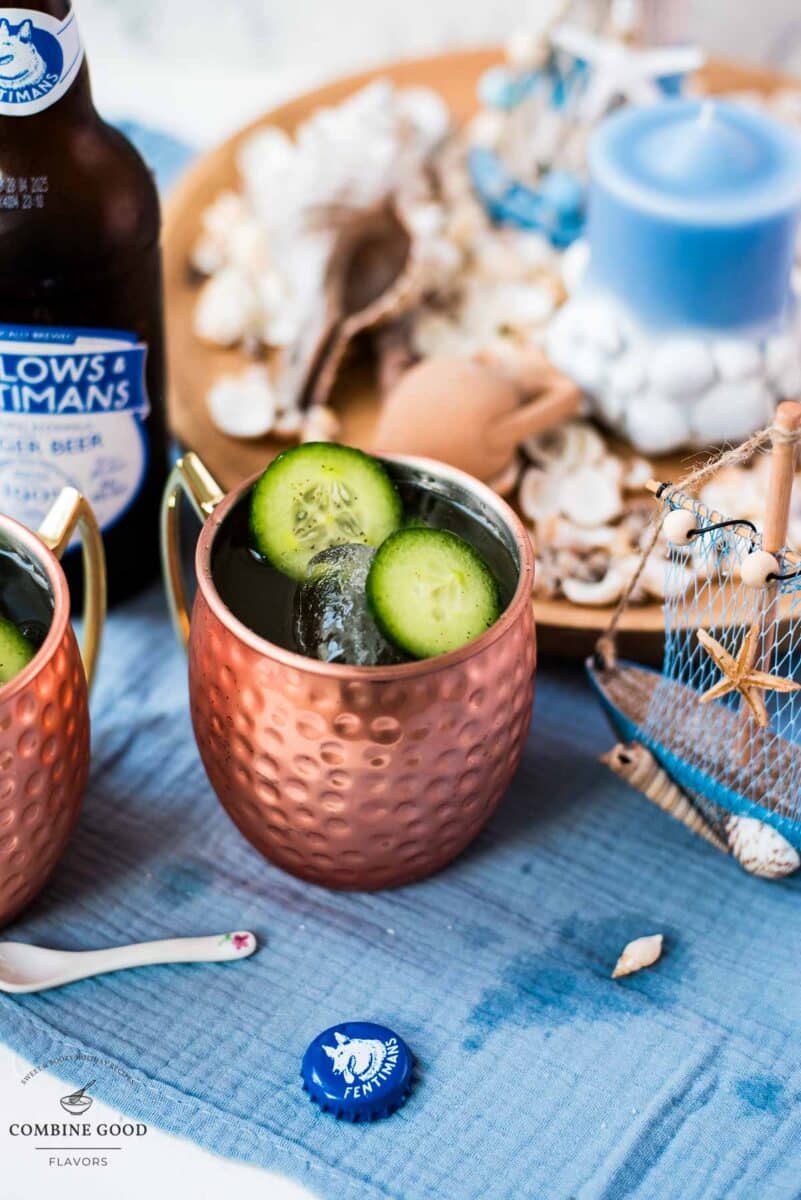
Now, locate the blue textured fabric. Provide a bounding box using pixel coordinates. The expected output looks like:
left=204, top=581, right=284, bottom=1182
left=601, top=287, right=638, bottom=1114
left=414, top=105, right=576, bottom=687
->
left=3, top=124, right=801, bottom=1200
left=3, top=588, right=801, bottom=1200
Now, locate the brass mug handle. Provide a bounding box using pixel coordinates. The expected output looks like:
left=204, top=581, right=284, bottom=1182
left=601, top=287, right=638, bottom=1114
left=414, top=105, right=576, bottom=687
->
left=37, top=488, right=107, bottom=693
left=160, top=452, right=225, bottom=648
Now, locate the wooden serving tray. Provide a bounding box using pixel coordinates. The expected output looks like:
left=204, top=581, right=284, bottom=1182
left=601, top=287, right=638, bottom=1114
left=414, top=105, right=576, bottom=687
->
left=163, top=48, right=793, bottom=660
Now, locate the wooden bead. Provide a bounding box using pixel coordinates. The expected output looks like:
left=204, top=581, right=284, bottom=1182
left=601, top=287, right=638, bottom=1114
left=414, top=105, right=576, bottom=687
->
left=740, top=549, right=780, bottom=589
left=662, top=507, right=697, bottom=546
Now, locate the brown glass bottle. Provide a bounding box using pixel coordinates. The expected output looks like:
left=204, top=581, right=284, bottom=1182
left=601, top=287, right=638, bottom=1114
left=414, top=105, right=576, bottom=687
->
left=0, top=0, right=167, bottom=604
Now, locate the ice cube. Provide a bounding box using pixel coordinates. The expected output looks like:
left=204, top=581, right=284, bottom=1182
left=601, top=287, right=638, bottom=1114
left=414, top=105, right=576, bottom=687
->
left=294, top=543, right=404, bottom=666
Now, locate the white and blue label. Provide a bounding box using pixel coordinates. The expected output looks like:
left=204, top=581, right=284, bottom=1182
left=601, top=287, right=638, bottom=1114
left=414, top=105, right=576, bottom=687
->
left=0, top=325, right=150, bottom=544
left=0, top=8, right=83, bottom=116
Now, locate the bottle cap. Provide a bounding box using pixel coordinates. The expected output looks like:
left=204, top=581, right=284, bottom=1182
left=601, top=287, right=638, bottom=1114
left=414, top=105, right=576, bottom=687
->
left=301, top=1021, right=414, bottom=1121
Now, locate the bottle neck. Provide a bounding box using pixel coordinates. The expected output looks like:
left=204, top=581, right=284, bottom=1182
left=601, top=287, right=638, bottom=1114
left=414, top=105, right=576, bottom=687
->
left=0, top=1, right=94, bottom=123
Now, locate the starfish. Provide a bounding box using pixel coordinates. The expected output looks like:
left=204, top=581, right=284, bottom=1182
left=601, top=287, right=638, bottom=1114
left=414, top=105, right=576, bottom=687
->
left=551, top=23, right=703, bottom=122
left=697, top=624, right=801, bottom=728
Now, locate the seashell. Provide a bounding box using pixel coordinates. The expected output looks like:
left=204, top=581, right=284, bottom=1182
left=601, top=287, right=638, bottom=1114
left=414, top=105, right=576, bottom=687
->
left=639, top=553, right=695, bottom=600
left=691, top=380, right=773, bottom=446
left=649, top=338, right=716, bottom=398
left=523, top=420, right=606, bottom=472
left=411, top=312, right=477, bottom=359
left=523, top=420, right=605, bottom=471
left=461, top=281, right=556, bottom=339
left=272, top=407, right=303, bottom=440
left=206, top=366, right=277, bottom=439
left=300, top=404, right=341, bottom=443
left=624, top=456, right=654, bottom=492
left=560, top=464, right=622, bottom=528
left=562, top=561, right=629, bottom=606
left=191, top=191, right=250, bottom=275
left=625, top=394, right=691, bottom=456
left=468, top=109, right=506, bottom=150
left=194, top=268, right=261, bottom=347
left=446, top=197, right=488, bottom=247
left=611, top=934, right=663, bottom=979
left=601, top=741, right=728, bottom=852
left=548, top=517, right=619, bottom=551
left=396, top=86, right=451, bottom=153
left=505, top=28, right=550, bottom=69
left=560, top=238, right=589, bottom=295
left=725, top=815, right=801, bottom=879
left=519, top=466, right=562, bottom=524
left=712, top=339, right=762, bottom=382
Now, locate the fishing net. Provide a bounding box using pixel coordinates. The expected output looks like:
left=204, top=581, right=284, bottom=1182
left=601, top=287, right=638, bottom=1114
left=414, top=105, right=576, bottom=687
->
left=637, top=487, right=801, bottom=842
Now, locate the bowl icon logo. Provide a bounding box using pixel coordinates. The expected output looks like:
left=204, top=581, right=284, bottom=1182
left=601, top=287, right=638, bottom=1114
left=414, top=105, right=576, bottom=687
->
left=59, top=1080, right=94, bottom=1116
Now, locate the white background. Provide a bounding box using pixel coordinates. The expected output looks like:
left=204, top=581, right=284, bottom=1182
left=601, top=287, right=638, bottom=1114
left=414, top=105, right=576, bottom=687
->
left=3, top=0, right=801, bottom=1196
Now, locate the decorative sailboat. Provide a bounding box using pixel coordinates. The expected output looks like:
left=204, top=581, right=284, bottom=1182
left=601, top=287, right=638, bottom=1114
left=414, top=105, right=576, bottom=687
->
left=589, top=401, right=801, bottom=879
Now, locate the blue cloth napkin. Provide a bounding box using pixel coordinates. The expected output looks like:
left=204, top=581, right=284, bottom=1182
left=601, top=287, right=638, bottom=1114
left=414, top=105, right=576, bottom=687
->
left=3, top=587, right=801, bottom=1200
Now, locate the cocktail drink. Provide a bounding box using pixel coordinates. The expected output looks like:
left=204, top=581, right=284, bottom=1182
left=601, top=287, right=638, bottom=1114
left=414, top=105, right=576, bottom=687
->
left=0, top=536, right=53, bottom=685
left=161, top=445, right=536, bottom=890
left=0, top=488, right=105, bottom=925
left=212, top=444, right=519, bottom=666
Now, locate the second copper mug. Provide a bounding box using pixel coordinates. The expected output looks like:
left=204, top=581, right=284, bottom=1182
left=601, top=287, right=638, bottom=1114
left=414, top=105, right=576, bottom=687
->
left=162, top=452, right=536, bottom=890
left=0, top=489, right=106, bottom=926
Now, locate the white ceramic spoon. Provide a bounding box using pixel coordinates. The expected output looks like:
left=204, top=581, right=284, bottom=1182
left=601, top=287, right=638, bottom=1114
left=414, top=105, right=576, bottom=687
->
left=0, top=930, right=257, bottom=993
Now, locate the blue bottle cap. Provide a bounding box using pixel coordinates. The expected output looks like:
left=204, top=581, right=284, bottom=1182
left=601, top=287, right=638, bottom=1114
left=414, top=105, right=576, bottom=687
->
left=301, top=1021, right=414, bottom=1121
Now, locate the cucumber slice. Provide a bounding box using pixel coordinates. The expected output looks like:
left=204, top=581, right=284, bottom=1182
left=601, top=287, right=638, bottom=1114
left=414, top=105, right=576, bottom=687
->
left=0, top=617, right=36, bottom=685
left=249, top=443, right=403, bottom=580
left=366, top=528, right=500, bottom=659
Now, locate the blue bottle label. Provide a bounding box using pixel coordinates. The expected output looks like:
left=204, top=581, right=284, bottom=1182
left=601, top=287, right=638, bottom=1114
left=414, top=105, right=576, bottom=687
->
left=0, top=325, right=150, bottom=545
left=0, top=8, right=84, bottom=116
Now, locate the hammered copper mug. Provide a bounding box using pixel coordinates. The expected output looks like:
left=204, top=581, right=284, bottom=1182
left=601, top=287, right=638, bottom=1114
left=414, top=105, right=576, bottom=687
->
left=161, top=451, right=535, bottom=890
left=0, top=488, right=106, bottom=925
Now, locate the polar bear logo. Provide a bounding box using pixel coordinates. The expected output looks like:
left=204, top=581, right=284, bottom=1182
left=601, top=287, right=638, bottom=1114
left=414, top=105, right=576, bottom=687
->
left=0, top=19, right=47, bottom=90
left=322, top=1031, right=388, bottom=1084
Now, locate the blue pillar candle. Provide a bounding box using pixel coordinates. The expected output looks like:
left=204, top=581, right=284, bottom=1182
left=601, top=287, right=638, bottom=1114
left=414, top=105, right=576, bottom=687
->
left=587, top=99, right=801, bottom=334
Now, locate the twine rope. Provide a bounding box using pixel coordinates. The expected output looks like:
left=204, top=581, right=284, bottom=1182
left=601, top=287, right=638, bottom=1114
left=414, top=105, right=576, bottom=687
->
left=596, top=423, right=793, bottom=668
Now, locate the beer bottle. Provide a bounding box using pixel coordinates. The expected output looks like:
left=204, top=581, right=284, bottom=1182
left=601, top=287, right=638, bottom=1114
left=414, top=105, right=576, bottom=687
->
left=0, top=1, right=167, bottom=604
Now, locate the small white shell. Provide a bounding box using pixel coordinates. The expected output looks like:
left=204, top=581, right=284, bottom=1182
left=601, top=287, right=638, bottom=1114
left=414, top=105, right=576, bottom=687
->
left=523, top=421, right=605, bottom=472
left=206, top=366, right=277, bottom=439
left=726, top=816, right=801, bottom=879
left=560, top=464, right=622, bottom=528
left=562, top=563, right=628, bottom=607
left=548, top=517, right=620, bottom=550
left=640, top=554, right=695, bottom=600
left=624, top=456, right=654, bottom=492
left=301, top=405, right=341, bottom=443
left=649, top=339, right=716, bottom=398
left=612, top=934, right=663, bottom=979
left=560, top=239, right=589, bottom=295
left=740, top=549, right=780, bottom=589
left=194, top=268, right=260, bottom=347
left=519, top=466, right=562, bottom=524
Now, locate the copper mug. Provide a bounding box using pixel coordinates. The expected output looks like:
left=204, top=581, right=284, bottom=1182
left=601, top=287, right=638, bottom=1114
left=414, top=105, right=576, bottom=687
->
left=161, top=452, right=536, bottom=890
left=0, top=489, right=106, bottom=925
